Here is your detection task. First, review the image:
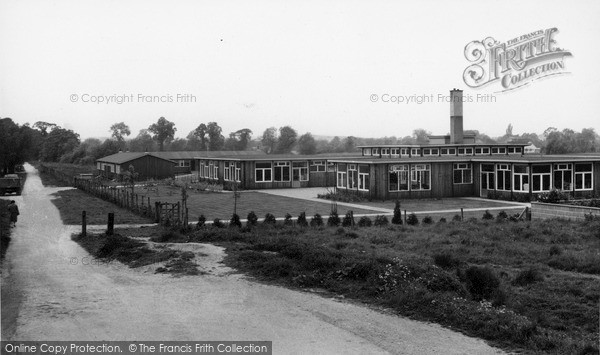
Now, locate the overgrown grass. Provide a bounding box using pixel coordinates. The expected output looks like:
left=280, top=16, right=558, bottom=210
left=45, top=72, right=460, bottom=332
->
left=0, top=200, right=11, bottom=262
left=178, top=218, right=599, bottom=354
left=72, top=228, right=199, bottom=276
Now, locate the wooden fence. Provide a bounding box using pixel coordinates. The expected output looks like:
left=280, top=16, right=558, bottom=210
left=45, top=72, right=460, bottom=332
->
left=74, top=178, right=181, bottom=225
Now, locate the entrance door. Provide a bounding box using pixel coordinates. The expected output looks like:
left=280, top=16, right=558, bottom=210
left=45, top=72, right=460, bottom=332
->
left=292, top=168, right=301, bottom=188
left=480, top=164, right=495, bottom=198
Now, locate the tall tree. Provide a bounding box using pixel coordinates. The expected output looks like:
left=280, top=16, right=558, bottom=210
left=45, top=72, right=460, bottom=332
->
left=225, top=128, right=253, bottom=151
left=261, top=127, right=277, bottom=154
left=275, top=126, right=297, bottom=154
left=33, top=121, right=57, bottom=136
left=148, top=117, right=176, bottom=151
left=40, top=126, right=80, bottom=162
left=109, top=122, right=131, bottom=147
left=343, top=136, right=357, bottom=152
left=297, top=132, right=317, bottom=155
left=206, top=122, right=225, bottom=151
left=192, top=123, right=209, bottom=150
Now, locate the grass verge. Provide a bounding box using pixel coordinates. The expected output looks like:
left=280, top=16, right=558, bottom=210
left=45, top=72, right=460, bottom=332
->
left=168, top=216, right=600, bottom=354
left=72, top=227, right=200, bottom=276
left=50, top=189, right=153, bottom=225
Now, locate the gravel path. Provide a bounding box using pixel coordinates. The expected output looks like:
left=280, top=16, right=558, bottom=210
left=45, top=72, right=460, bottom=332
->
left=1, top=164, right=505, bottom=354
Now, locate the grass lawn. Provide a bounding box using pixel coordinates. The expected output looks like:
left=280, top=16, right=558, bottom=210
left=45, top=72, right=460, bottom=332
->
left=133, top=185, right=378, bottom=221
left=161, top=216, right=599, bottom=355
left=50, top=189, right=153, bottom=225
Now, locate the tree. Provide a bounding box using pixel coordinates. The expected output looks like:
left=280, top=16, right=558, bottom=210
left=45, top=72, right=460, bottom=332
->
left=275, top=126, right=297, bottom=154
left=206, top=122, right=225, bottom=151
left=297, top=133, right=317, bottom=155
left=128, top=129, right=156, bottom=152
left=261, top=127, right=277, bottom=154
left=328, top=136, right=343, bottom=153
left=0, top=118, right=34, bottom=174
left=192, top=124, right=209, bottom=150
left=412, top=129, right=431, bottom=144
left=33, top=121, right=57, bottom=136
left=40, top=126, right=80, bottom=162
left=225, top=128, right=253, bottom=151
left=148, top=117, right=176, bottom=151
left=343, top=136, right=357, bottom=152
left=109, top=122, right=131, bottom=147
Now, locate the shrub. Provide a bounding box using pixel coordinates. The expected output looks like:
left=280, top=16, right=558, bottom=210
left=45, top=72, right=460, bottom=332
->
left=433, top=253, right=461, bottom=269
left=342, top=211, right=355, bottom=227
left=422, top=216, right=433, bottom=224
left=452, top=214, right=462, bottom=222
left=283, top=213, right=293, bottom=226
left=196, top=215, right=206, bottom=228
left=482, top=210, right=494, bottom=220
left=538, top=188, right=569, bottom=203
left=391, top=200, right=402, bottom=225
left=464, top=266, right=502, bottom=302
left=310, top=213, right=323, bottom=227
left=317, top=188, right=367, bottom=203
left=229, top=214, right=242, bottom=228
left=374, top=215, right=389, bottom=227
left=438, top=217, right=447, bottom=223
left=496, top=211, right=508, bottom=220
left=263, top=213, right=277, bottom=226
left=357, top=216, right=372, bottom=227
left=512, top=268, right=544, bottom=286
left=406, top=213, right=419, bottom=225
left=297, top=212, right=308, bottom=227
left=327, top=211, right=341, bottom=227
left=246, top=211, right=258, bottom=226
left=212, top=218, right=224, bottom=228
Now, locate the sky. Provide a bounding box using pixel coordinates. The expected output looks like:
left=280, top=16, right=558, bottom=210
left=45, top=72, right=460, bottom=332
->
left=1, top=0, right=599, bottom=141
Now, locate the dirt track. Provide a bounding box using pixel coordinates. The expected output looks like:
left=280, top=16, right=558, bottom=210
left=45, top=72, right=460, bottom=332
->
left=1, top=164, right=504, bottom=354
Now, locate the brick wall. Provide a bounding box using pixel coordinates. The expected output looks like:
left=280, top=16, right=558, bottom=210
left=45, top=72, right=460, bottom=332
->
left=531, top=202, right=600, bottom=221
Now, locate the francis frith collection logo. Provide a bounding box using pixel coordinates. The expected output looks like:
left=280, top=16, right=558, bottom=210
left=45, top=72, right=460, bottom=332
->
left=463, top=28, right=571, bottom=92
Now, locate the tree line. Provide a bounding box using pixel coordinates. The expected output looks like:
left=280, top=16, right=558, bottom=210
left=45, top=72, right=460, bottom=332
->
left=1, top=116, right=598, bottom=172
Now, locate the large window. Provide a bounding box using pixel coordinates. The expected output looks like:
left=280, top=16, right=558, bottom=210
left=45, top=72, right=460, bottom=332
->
left=496, top=164, right=511, bottom=191
left=513, top=165, right=529, bottom=192
left=224, top=161, right=241, bottom=182
left=234, top=162, right=241, bottom=182
left=224, top=162, right=232, bottom=181
left=178, top=160, right=190, bottom=167
left=389, top=165, right=409, bottom=191
left=358, top=165, right=369, bottom=191
left=553, top=163, right=572, bottom=190
left=390, top=148, right=400, bottom=157
left=363, top=148, right=371, bottom=156
left=411, top=164, right=430, bottom=190
left=292, top=161, right=309, bottom=181
left=481, top=164, right=495, bottom=190
left=410, top=148, right=421, bottom=157
left=347, top=164, right=357, bottom=189
left=337, top=163, right=347, bottom=188
left=274, top=161, right=290, bottom=182
left=492, top=147, right=506, bottom=155
left=255, top=162, right=272, bottom=182
left=575, top=163, right=593, bottom=190
left=441, top=148, right=456, bottom=156
left=453, top=163, right=472, bottom=184
left=532, top=165, right=551, bottom=192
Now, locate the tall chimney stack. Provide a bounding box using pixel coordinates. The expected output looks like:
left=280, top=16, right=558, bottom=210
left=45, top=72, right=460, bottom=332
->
left=450, top=88, right=464, bottom=144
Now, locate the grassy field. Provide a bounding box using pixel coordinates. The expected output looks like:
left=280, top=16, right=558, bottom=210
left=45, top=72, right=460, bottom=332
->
left=163, top=215, right=599, bottom=355
left=49, top=189, right=154, bottom=225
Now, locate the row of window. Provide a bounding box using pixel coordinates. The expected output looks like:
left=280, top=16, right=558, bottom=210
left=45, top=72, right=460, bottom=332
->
left=336, top=164, right=370, bottom=191
left=362, top=146, right=522, bottom=157
left=481, top=163, right=593, bottom=192
left=255, top=161, right=309, bottom=182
